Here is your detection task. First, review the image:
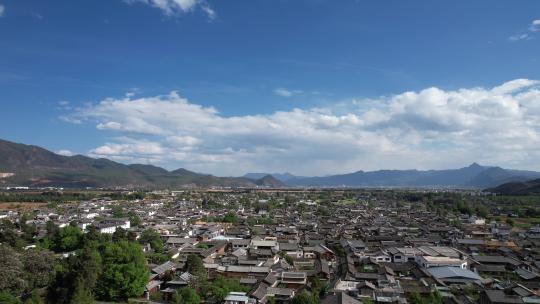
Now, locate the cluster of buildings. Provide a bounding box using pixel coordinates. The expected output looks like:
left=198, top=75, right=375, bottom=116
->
left=3, top=189, right=540, bottom=303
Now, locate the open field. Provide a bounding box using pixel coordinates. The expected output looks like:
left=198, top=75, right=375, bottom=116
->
left=0, top=202, right=48, bottom=211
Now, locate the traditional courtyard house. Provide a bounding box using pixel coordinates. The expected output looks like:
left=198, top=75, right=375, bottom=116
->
left=224, top=291, right=252, bottom=304
left=232, top=239, right=251, bottom=249
left=427, top=266, right=483, bottom=285
left=279, top=242, right=303, bottom=259
left=280, top=272, right=307, bottom=289
left=387, top=247, right=422, bottom=263
left=251, top=239, right=280, bottom=251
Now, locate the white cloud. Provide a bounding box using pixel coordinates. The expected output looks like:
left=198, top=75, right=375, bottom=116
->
left=124, top=0, right=216, bottom=19
left=200, top=3, right=216, bottom=20
left=273, top=88, right=293, bottom=97
left=91, top=141, right=163, bottom=156
left=0, top=4, right=5, bottom=17
left=88, top=138, right=165, bottom=164
left=530, top=19, right=540, bottom=32
left=64, top=79, right=540, bottom=176
left=57, top=150, right=74, bottom=156
left=509, top=33, right=530, bottom=41
left=273, top=88, right=302, bottom=97
left=59, top=115, right=82, bottom=124
left=510, top=19, right=540, bottom=41
left=166, top=135, right=200, bottom=146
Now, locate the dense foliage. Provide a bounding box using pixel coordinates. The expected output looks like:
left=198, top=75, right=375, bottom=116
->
left=0, top=190, right=145, bottom=203
left=95, top=241, right=148, bottom=301
left=0, top=218, right=148, bottom=303
left=172, top=287, right=200, bottom=304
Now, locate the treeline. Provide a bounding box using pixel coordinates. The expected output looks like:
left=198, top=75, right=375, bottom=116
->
left=0, top=191, right=146, bottom=203
left=0, top=191, right=95, bottom=203
left=425, top=193, right=540, bottom=219
left=426, top=197, right=489, bottom=218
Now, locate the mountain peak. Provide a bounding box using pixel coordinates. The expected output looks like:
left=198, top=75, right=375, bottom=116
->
left=255, top=175, right=286, bottom=187
left=468, top=162, right=482, bottom=168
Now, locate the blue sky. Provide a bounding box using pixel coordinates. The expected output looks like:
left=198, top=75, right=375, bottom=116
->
left=1, top=0, right=540, bottom=176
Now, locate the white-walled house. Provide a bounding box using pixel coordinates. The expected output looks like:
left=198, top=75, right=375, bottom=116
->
left=94, top=218, right=131, bottom=234
left=416, top=255, right=467, bottom=269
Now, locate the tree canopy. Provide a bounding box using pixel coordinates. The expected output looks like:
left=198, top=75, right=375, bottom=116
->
left=139, top=228, right=164, bottom=253
left=95, top=241, right=148, bottom=301
left=172, top=287, right=200, bottom=304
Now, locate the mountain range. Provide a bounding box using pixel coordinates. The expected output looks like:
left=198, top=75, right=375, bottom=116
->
left=248, top=164, right=540, bottom=188
left=2, top=138, right=540, bottom=189
left=0, top=139, right=284, bottom=188
left=243, top=172, right=304, bottom=182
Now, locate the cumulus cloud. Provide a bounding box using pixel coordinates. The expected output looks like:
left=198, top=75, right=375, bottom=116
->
left=124, top=0, right=216, bottom=19
left=57, top=150, right=74, bottom=156
left=63, top=79, right=540, bottom=176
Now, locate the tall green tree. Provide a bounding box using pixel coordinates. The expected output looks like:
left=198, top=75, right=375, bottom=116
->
left=53, top=225, right=83, bottom=252
left=22, top=249, right=56, bottom=291
left=47, top=245, right=101, bottom=304
left=0, top=245, right=26, bottom=296
left=208, top=276, right=249, bottom=302
left=172, top=288, right=200, bottom=304
left=24, top=290, right=43, bottom=304
left=139, top=228, right=164, bottom=253
left=76, top=245, right=102, bottom=293
left=19, top=214, right=37, bottom=243
left=95, top=241, right=148, bottom=301
left=111, top=205, right=125, bottom=218
left=70, top=279, right=94, bottom=304
left=185, top=254, right=206, bottom=277
left=112, top=227, right=128, bottom=242
left=128, top=211, right=142, bottom=227
left=292, top=291, right=319, bottom=304
left=0, top=219, right=26, bottom=249
left=222, top=212, right=238, bottom=223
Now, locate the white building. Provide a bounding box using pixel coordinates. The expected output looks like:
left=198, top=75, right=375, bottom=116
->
left=388, top=247, right=423, bottom=263
left=224, top=292, right=251, bottom=304
left=95, top=218, right=130, bottom=234
left=250, top=239, right=279, bottom=251
left=416, top=255, right=467, bottom=269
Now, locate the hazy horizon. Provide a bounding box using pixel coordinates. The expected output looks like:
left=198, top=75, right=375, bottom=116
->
left=0, top=138, right=529, bottom=178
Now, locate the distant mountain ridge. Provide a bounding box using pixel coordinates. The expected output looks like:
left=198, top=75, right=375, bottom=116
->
left=486, top=179, right=540, bottom=195
left=1, top=138, right=538, bottom=189
left=284, top=163, right=540, bottom=188
left=253, top=175, right=285, bottom=187
left=243, top=172, right=302, bottom=182
left=0, top=139, right=285, bottom=188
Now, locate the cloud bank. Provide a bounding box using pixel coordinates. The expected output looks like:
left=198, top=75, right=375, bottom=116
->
left=64, top=79, right=540, bottom=176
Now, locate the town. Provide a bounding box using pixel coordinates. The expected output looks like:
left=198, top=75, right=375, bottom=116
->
left=1, top=188, right=540, bottom=304
left=2, top=0, right=540, bottom=303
